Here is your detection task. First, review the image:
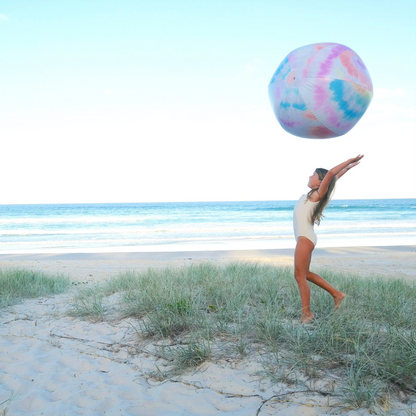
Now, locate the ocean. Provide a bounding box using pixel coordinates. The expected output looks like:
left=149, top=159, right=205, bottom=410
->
left=0, top=199, right=415, bottom=254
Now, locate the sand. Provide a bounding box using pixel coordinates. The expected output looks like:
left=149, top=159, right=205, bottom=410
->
left=1, top=246, right=415, bottom=415
left=0, top=245, right=415, bottom=283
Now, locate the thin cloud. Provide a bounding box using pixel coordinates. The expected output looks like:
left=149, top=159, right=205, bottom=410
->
left=367, top=102, right=416, bottom=123
left=376, top=88, right=406, bottom=100
left=241, top=57, right=264, bottom=77
left=0, top=14, right=8, bottom=21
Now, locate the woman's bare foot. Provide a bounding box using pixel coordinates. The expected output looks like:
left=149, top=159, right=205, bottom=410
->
left=333, top=292, right=346, bottom=310
left=301, top=313, right=314, bottom=324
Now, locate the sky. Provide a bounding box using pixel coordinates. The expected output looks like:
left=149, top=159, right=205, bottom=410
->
left=0, top=0, right=415, bottom=204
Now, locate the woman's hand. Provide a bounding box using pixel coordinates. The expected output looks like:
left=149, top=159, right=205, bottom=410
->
left=334, top=155, right=364, bottom=181
left=349, top=154, right=364, bottom=164
left=347, top=155, right=364, bottom=170
left=346, top=161, right=360, bottom=170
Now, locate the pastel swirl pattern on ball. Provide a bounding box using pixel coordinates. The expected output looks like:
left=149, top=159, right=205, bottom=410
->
left=268, top=43, right=373, bottom=139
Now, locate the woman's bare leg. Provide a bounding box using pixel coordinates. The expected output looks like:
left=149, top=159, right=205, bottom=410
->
left=306, top=272, right=346, bottom=310
left=294, top=238, right=346, bottom=322
left=294, top=237, right=315, bottom=323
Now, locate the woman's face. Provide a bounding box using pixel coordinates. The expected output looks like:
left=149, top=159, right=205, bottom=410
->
left=308, top=171, right=322, bottom=189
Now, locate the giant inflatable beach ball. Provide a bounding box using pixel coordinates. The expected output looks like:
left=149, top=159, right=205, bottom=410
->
left=268, top=43, right=373, bottom=139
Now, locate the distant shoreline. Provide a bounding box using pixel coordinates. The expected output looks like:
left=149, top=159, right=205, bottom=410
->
left=1, top=199, right=414, bottom=253
left=0, top=244, right=414, bottom=260
left=1, top=197, right=415, bottom=206
left=0, top=245, right=414, bottom=283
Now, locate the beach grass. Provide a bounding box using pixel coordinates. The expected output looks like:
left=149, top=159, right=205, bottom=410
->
left=67, top=286, right=106, bottom=321
left=69, top=262, right=416, bottom=410
left=0, top=392, right=17, bottom=416
left=0, top=268, right=71, bottom=308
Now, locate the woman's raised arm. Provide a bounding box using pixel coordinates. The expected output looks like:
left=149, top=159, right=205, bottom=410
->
left=317, top=155, right=364, bottom=197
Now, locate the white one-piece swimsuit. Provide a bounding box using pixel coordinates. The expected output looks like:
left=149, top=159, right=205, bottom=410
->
left=293, top=194, right=319, bottom=246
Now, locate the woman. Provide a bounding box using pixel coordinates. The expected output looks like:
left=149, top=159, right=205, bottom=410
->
left=293, top=155, right=364, bottom=323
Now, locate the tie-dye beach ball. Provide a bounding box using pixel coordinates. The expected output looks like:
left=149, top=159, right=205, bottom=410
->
left=268, top=43, right=373, bottom=139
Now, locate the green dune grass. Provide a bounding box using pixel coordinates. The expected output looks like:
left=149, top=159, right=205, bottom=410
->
left=0, top=268, right=71, bottom=308
left=69, top=262, right=416, bottom=410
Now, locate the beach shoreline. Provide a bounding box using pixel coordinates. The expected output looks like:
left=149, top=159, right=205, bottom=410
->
left=0, top=245, right=414, bottom=283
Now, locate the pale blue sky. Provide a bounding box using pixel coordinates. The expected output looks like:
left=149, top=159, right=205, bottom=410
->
left=1, top=0, right=415, bottom=203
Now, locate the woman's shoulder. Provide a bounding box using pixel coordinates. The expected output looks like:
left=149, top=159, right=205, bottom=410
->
left=307, top=190, right=321, bottom=203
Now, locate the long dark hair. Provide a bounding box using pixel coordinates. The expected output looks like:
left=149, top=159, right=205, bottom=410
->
left=307, top=168, right=336, bottom=225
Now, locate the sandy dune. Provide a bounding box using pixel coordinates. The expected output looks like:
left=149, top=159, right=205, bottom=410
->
left=1, top=246, right=415, bottom=415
